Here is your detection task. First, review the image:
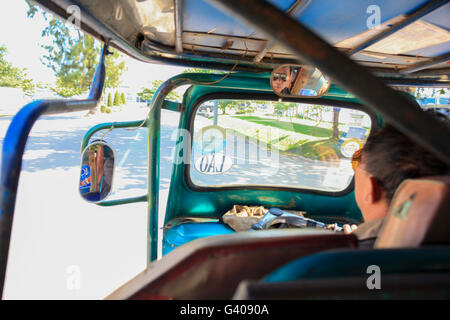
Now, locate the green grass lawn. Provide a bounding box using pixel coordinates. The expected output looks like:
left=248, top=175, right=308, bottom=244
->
left=228, top=115, right=344, bottom=160
left=233, top=115, right=335, bottom=137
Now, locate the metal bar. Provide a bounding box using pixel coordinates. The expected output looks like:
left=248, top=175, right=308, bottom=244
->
left=35, top=0, right=450, bottom=78
left=286, top=0, right=311, bottom=15
left=35, top=0, right=275, bottom=73
left=207, top=0, right=450, bottom=166
left=145, top=72, right=275, bottom=263
left=253, top=41, right=275, bottom=63
left=162, top=100, right=182, bottom=112
left=146, top=74, right=203, bottom=262
left=253, top=0, right=310, bottom=62
left=184, top=31, right=430, bottom=63
left=80, top=119, right=148, bottom=151
left=0, top=43, right=109, bottom=298
left=147, top=91, right=162, bottom=263
left=97, top=195, right=148, bottom=207
left=384, top=78, right=450, bottom=87
left=347, top=0, right=449, bottom=56
left=141, top=39, right=287, bottom=70
left=355, top=50, right=430, bottom=62
left=400, top=52, right=450, bottom=74
left=370, top=66, right=450, bottom=77
left=174, top=0, right=184, bottom=54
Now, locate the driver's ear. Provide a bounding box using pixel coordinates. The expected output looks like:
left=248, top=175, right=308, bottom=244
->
left=367, top=175, right=384, bottom=203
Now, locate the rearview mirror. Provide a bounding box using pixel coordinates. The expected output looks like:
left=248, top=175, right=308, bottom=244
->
left=79, top=141, right=115, bottom=203
left=271, top=64, right=330, bottom=98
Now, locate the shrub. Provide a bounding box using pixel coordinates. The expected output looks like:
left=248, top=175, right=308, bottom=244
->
left=113, top=91, right=120, bottom=106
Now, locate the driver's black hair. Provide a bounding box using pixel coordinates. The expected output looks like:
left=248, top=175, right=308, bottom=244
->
left=361, top=109, right=449, bottom=203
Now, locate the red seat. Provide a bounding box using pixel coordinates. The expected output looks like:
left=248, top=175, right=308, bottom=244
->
left=107, top=229, right=357, bottom=300
left=375, top=176, right=450, bottom=248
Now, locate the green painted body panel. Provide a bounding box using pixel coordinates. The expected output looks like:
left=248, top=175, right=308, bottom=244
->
left=163, top=73, right=380, bottom=226
left=80, top=72, right=391, bottom=258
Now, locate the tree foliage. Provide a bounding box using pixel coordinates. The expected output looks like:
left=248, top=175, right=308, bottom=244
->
left=0, top=45, right=35, bottom=96
left=26, top=1, right=126, bottom=97
left=217, top=100, right=239, bottom=115
left=137, top=80, right=181, bottom=102
left=107, top=92, right=112, bottom=107
left=183, top=68, right=217, bottom=74
left=113, top=91, right=120, bottom=106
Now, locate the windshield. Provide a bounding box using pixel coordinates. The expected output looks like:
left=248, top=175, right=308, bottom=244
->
left=189, top=99, right=373, bottom=192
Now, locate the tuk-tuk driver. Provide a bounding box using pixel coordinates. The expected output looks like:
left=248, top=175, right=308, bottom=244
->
left=272, top=66, right=294, bottom=95
left=345, top=111, right=449, bottom=245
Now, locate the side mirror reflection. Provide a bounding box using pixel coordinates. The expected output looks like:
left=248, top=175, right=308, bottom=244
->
left=79, top=141, right=115, bottom=203
left=271, top=64, right=330, bottom=98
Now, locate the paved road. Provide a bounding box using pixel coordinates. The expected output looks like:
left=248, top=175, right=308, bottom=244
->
left=0, top=107, right=169, bottom=299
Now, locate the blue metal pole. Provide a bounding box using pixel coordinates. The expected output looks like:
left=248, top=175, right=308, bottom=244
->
left=0, top=43, right=109, bottom=298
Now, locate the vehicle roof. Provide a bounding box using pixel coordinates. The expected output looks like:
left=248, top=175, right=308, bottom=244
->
left=33, top=0, right=450, bottom=81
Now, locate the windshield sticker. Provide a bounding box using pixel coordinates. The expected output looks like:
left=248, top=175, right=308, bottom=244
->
left=194, top=153, right=232, bottom=175
left=193, top=125, right=226, bottom=154
left=340, top=138, right=363, bottom=158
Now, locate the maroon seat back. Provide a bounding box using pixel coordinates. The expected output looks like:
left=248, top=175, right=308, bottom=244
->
left=376, top=176, right=450, bottom=248
left=107, top=229, right=357, bottom=300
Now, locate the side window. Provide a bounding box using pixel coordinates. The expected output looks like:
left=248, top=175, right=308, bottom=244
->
left=189, top=99, right=373, bottom=192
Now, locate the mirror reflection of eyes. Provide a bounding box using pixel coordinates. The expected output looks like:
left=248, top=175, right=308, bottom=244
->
left=273, top=73, right=288, bottom=81
left=271, top=64, right=330, bottom=98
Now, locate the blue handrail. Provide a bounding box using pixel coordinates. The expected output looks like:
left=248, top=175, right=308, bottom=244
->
left=0, top=43, right=109, bottom=298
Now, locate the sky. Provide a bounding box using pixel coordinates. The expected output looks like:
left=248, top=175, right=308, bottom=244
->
left=0, top=0, right=188, bottom=92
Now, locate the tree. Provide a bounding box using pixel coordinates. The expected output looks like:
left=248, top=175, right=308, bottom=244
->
left=286, top=102, right=298, bottom=122
left=332, top=107, right=340, bottom=138
left=120, top=92, right=126, bottom=105
left=304, top=105, right=323, bottom=126
left=26, top=2, right=126, bottom=98
left=217, top=100, right=239, bottom=115
left=107, top=92, right=112, bottom=107
left=136, top=87, right=154, bottom=102
left=113, top=91, right=120, bottom=106
left=0, top=45, right=35, bottom=96
left=183, top=68, right=217, bottom=74
left=137, top=80, right=181, bottom=102
left=274, top=102, right=288, bottom=118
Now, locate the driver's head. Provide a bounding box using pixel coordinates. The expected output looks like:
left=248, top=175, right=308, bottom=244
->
left=272, top=66, right=293, bottom=94
left=353, top=110, right=449, bottom=222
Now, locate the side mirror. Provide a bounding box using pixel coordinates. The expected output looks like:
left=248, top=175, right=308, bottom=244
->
left=79, top=141, right=115, bottom=203
left=271, top=64, right=331, bottom=98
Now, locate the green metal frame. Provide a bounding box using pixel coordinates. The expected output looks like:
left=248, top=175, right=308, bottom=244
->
left=145, top=72, right=302, bottom=262
left=164, top=86, right=372, bottom=227
left=81, top=72, right=383, bottom=264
